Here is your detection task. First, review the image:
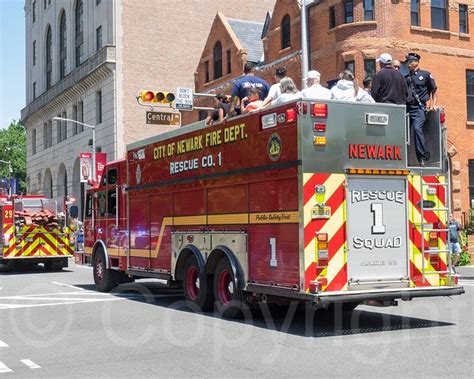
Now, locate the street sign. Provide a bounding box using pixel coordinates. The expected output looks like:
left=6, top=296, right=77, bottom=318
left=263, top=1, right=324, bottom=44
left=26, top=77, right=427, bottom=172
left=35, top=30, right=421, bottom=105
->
left=146, top=111, right=181, bottom=126
left=175, top=87, right=193, bottom=110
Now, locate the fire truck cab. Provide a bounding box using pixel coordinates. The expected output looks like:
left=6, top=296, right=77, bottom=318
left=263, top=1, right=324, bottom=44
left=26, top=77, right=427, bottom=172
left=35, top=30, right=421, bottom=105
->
left=79, top=98, right=464, bottom=317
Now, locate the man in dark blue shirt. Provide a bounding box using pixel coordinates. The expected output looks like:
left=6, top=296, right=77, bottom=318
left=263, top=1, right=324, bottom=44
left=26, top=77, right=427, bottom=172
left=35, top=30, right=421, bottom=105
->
left=229, top=62, right=269, bottom=116
left=404, top=52, right=438, bottom=166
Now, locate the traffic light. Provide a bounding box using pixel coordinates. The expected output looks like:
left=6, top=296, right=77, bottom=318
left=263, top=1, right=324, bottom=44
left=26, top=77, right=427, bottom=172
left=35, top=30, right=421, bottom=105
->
left=139, top=90, right=175, bottom=104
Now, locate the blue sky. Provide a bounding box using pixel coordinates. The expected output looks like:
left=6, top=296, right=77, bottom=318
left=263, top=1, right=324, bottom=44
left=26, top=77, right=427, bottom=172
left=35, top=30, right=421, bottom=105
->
left=0, top=0, right=25, bottom=128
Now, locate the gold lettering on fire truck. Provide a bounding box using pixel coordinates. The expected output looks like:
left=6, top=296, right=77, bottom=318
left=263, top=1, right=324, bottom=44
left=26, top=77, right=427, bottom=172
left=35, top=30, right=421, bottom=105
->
left=153, top=124, right=247, bottom=160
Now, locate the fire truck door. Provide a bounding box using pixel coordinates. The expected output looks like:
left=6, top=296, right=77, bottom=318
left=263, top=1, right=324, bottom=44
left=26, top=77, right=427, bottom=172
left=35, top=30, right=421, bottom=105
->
left=346, top=177, right=409, bottom=288
left=106, top=186, right=120, bottom=256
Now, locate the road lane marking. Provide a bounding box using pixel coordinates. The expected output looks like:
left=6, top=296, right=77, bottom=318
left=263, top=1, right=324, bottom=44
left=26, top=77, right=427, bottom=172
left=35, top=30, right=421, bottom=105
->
left=0, top=362, right=12, bottom=373
left=51, top=282, right=85, bottom=290
left=0, top=297, right=121, bottom=310
left=20, top=359, right=41, bottom=369
left=0, top=340, right=8, bottom=348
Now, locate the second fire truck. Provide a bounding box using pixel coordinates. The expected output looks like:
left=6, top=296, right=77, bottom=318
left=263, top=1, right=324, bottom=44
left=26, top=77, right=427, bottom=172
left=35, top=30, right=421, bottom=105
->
left=77, top=98, right=464, bottom=317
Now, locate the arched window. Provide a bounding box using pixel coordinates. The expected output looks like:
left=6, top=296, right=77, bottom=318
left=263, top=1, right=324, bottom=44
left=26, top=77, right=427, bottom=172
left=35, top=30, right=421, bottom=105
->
left=75, top=0, right=84, bottom=67
left=59, top=10, right=67, bottom=79
left=281, top=14, right=291, bottom=49
left=213, top=41, right=222, bottom=80
left=45, top=25, right=52, bottom=89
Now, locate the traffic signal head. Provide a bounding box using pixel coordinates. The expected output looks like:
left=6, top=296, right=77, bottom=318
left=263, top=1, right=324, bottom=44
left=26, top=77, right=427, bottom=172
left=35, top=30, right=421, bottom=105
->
left=139, top=90, right=175, bottom=104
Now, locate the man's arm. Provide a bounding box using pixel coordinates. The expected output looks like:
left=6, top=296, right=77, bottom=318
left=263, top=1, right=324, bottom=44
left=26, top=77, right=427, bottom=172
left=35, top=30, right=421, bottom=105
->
left=371, top=75, right=381, bottom=102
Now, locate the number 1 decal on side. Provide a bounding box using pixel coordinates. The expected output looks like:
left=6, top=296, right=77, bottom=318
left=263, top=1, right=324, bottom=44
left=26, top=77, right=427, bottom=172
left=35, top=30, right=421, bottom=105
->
left=371, top=203, right=386, bottom=234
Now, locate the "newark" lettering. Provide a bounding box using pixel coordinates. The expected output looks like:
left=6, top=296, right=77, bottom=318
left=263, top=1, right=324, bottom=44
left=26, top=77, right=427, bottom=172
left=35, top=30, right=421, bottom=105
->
left=348, top=144, right=402, bottom=160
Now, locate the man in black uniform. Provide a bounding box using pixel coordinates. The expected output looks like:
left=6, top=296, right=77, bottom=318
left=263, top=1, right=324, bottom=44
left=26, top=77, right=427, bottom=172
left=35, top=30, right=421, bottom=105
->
left=404, top=52, right=438, bottom=166
left=372, top=53, right=408, bottom=104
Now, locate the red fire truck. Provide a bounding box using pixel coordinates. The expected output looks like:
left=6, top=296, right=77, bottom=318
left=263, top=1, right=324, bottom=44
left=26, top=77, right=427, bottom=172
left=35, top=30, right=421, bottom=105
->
left=78, top=99, right=464, bottom=317
left=1, top=195, right=73, bottom=271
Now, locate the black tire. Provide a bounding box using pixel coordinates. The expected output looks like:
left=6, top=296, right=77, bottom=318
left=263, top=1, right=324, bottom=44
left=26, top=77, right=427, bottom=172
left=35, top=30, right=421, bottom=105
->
left=183, top=255, right=213, bottom=311
left=92, top=250, right=118, bottom=292
left=213, top=258, right=243, bottom=318
left=45, top=259, right=66, bottom=271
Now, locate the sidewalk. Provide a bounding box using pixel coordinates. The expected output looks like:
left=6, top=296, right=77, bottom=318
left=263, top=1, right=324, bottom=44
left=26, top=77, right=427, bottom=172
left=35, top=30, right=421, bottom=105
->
left=456, top=265, right=474, bottom=279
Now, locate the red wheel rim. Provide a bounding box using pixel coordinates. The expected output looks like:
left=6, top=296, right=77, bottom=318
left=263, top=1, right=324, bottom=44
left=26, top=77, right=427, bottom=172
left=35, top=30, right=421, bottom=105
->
left=186, top=266, right=199, bottom=300
left=217, top=270, right=232, bottom=305
left=95, top=257, right=104, bottom=281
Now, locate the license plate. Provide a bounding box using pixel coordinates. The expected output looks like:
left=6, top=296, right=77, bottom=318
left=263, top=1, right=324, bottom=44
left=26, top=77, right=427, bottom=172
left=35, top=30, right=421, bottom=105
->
left=312, top=205, right=331, bottom=219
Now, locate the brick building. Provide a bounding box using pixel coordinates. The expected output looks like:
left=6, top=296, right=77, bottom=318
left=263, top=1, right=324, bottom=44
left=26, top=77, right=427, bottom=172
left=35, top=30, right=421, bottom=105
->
left=191, top=0, right=474, bottom=220
left=21, top=0, right=275, bottom=216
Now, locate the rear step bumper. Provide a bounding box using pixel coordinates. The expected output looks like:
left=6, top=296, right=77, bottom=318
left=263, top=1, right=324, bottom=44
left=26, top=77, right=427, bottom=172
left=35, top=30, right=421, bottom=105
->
left=245, top=284, right=465, bottom=304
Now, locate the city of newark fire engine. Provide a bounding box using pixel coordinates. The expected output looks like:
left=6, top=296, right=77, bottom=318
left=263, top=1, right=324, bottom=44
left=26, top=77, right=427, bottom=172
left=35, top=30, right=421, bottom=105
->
left=1, top=195, right=73, bottom=270
left=77, top=97, right=464, bottom=317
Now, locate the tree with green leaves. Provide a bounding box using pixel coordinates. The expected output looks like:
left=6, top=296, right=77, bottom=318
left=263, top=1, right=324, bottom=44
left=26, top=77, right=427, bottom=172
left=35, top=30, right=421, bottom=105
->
left=0, top=120, right=26, bottom=193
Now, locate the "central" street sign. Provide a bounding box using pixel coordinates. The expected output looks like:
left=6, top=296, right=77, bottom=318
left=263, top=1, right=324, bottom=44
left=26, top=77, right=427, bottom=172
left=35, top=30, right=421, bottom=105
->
left=146, top=111, right=181, bottom=126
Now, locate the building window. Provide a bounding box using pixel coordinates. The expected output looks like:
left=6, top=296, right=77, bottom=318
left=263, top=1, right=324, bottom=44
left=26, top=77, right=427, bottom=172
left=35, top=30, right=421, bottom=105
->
left=75, top=0, right=84, bottom=67
left=281, top=14, right=291, bottom=49
left=329, top=6, right=336, bottom=29
left=469, top=159, right=474, bottom=207
left=344, top=1, right=354, bottom=23
left=226, top=49, right=231, bottom=74
left=33, top=40, right=36, bottom=66
left=345, top=60, right=355, bottom=73
left=213, top=41, right=222, bottom=79
left=72, top=105, right=78, bottom=135
left=45, top=25, right=52, bottom=90
left=78, top=101, right=84, bottom=132
left=411, top=0, right=420, bottom=26
left=43, top=121, right=52, bottom=149
left=459, top=4, right=469, bottom=34
left=467, top=70, right=474, bottom=121
left=32, top=129, right=36, bottom=155
left=96, top=26, right=102, bottom=51
left=57, top=113, right=67, bottom=143
left=363, top=0, right=374, bottom=21
left=205, top=61, right=209, bottom=83
left=32, top=1, right=36, bottom=23
left=431, top=0, right=448, bottom=30
left=96, top=0, right=101, bottom=4
left=33, top=82, right=36, bottom=100
left=59, top=11, right=67, bottom=80
left=96, top=90, right=102, bottom=124
left=364, top=59, right=376, bottom=78
left=62, top=110, right=67, bottom=141
left=43, top=0, right=46, bottom=9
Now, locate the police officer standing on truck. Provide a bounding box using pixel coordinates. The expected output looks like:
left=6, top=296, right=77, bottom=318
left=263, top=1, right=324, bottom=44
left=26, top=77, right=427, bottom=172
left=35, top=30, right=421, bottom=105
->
left=404, top=52, right=438, bottom=166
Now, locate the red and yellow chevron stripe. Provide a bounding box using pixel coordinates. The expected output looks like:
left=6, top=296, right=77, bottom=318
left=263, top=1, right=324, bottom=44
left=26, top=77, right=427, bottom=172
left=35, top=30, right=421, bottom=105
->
left=2, top=224, right=73, bottom=259
left=408, top=174, right=448, bottom=287
left=303, top=173, right=347, bottom=292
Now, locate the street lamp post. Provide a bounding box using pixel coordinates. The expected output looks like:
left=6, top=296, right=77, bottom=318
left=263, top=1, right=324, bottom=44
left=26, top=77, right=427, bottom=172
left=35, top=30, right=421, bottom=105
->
left=0, top=159, right=13, bottom=195
left=52, top=117, right=96, bottom=184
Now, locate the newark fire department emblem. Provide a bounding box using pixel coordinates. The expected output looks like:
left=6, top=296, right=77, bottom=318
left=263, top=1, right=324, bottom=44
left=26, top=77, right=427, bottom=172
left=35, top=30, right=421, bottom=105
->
left=267, top=133, right=282, bottom=161
left=136, top=164, right=142, bottom=184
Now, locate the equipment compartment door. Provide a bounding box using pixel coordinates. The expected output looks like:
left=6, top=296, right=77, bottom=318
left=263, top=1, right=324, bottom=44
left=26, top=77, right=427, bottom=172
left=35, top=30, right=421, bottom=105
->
left=346, top=177, right=408, bottom=285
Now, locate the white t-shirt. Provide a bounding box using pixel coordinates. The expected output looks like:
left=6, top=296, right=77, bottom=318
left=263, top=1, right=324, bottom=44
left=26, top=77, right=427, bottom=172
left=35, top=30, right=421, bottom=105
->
left=301, top=85, right=331, bottom=100
left=271, top=91, right=302, bottom=106
left=267, top=83, right=281, bottom=101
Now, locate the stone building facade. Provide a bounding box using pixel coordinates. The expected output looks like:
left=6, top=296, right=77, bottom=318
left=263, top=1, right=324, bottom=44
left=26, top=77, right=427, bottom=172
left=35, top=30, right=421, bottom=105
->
left=191, top=0, right=474, bottom=220
left=21, top=0, right=275, bottom=216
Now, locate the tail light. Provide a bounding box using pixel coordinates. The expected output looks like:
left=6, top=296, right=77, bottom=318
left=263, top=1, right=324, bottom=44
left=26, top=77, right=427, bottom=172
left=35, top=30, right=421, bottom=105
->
left=439, top=111, right=445, bottom=123
left=311, top=103, right=328, bottom=118
left=316, top=233, right=329, bottom=266
left=428, top=231, right=438, bottom=248
left=286, top=108, right=297, bottom=123
left=313, top=122, right=326, bottom=132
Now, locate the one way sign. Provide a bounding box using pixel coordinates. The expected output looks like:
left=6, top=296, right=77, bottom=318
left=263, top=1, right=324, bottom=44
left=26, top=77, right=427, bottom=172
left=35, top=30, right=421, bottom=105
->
left=175, top=87, right=194, bottom=111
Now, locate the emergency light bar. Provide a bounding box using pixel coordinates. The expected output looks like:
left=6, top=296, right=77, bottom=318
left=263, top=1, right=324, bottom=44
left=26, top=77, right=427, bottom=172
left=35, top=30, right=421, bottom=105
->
left=347, top=168, right=410, bottom=175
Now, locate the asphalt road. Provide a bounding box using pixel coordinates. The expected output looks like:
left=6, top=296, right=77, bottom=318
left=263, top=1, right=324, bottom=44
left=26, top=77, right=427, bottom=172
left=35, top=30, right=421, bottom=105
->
left=1, top=261, right=473, bottom=377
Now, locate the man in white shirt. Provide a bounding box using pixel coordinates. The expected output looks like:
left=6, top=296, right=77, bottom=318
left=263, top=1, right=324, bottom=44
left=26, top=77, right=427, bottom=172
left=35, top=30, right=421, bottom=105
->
left=301, top=70, right=331, bottom=99
left=260, top=67, right=287, bottom=108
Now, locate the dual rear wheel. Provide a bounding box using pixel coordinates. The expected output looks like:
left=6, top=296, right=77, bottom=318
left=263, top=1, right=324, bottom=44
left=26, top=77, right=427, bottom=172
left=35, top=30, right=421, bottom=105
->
left=182, top=255, right=242, bottom=318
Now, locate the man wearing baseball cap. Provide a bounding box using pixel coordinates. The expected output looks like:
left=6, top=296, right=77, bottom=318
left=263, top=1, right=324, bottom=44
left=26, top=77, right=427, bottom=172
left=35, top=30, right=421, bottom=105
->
left=404, top=52, right=438, bottom=166
left=372, top=53, right=408, bottom=105
left=301, top=70, right=331, bottom=99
